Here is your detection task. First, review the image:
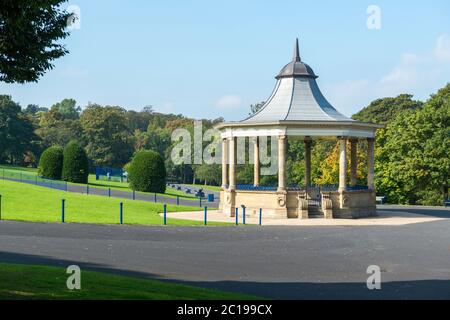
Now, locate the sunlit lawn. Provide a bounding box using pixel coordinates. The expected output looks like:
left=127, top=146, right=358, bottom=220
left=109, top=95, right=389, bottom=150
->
left=0, top=179, right=228, bottom=226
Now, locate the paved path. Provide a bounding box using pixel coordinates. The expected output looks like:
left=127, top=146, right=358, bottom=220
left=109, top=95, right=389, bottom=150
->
left=164, top=208, right=446, bottom=226
left=0, top=205, right=449, bottom=299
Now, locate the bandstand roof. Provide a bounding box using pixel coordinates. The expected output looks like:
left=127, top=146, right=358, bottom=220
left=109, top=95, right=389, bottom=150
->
left=216, top=39, right=383, bottom=138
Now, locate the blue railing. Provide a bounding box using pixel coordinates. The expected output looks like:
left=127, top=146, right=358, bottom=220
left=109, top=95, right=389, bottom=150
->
left=234, top=184, right=368, bottom=192
left=236, top=185, right=277, bottom=191
left=346, top=185, right=369, bottom=191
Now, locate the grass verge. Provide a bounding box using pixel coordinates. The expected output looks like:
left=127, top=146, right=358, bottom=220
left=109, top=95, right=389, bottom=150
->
left=0, top=263, right=259, bottom=300
left=0, top=179, right=228, bottom=226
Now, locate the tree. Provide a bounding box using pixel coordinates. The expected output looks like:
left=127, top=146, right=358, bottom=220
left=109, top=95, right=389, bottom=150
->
left=36, top=99, right=82, bottom=150
left=80, top=104, right=134, bottom=168
left=62, top=141, right=89, bottom=183
left=128, top=150, right=166, bottom=193
left=50, top=98, right=80, bottom=120
left=376, top=84, right=450, bottom=205
left=352, top=94, right=423, bottom=124
left=194, top=164, right=221, bottom=186
left=38, top=146, right=63, bottom=179
left=0, top=0, right=71, bottom=83
left=0, top=95, right=38, bottom=164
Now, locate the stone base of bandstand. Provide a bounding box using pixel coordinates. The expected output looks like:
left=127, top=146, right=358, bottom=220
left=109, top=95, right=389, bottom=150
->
left=220, top=189, right=377, bottom=219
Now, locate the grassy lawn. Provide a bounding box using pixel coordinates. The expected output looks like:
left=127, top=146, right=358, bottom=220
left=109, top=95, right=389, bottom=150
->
left=0, top=179, right=228, bottom=226
left=0, top=263, right=259, bottom=300
left=189, top=184, right=221, bottom=192
left=0, top=164, right=196, bottom=199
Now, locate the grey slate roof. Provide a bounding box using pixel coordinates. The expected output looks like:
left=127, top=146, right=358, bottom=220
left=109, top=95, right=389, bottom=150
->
left=242, top=39, right=353, bottom=123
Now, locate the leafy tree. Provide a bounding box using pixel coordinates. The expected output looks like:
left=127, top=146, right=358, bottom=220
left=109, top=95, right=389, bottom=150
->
left=38, top=146, right=63, bottom=179
left=0, top=0, right=71, bottom=83
left=0, top=95, right=38, bottom=164
left=352, top=94, right=423, bottom=124
left=80, top=104, right=134, bottom=167
left=36, top=99, right=82, bottom=149
left=376, top=84, right=450, bottom=205
left=195, top=164, right=222, bottom=185
left=50, top=98, right=80, bottom=120
left=62, top=141, right=89, bottom=183
left=128, top=150, right=166, bottom=193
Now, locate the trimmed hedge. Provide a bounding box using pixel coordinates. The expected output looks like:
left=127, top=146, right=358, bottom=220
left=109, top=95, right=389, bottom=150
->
left=128, top=150, right=166, bottom=193
left=62, top=141, right=89, bottom=183
left=38, top=146, right=64, bottom=180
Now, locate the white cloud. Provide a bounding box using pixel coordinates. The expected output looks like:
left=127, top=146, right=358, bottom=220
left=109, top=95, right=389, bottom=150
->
left=435, top=34, right=450, bottom=62
left=325, top=34, right=450, bottom=114
left=216, top=95, right=242, bottom=109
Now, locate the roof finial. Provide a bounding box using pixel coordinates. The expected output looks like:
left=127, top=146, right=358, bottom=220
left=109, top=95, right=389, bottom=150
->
left=293, top=38, right=301, bottom=62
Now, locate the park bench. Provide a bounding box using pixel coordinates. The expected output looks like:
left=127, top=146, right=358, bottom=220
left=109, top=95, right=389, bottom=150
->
left=376, top=196, right=386, bottom=205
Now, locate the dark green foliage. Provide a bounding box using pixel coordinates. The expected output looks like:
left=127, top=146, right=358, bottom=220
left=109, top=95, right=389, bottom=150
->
left=128, top=150, right=166, bottom=193
left=38, top=146, right=63, bottom=179
left=352, top=94, right=423, bottom=124
left=80, top=104, right=134, bottom=168
left=62, top=141, right=89, bottom=183
left=0, top=0, right=71, bottom=83
left=0, top=95, right=38, bottom=164
left=375, top=84, right=450, bottom=205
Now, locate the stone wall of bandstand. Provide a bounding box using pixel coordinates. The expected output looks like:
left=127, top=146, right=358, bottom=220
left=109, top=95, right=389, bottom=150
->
left=219, top=189, right=377, bottom=219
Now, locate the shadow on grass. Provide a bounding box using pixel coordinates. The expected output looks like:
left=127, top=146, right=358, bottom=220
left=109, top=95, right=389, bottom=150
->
left=1, top=251, right=449, bottom=300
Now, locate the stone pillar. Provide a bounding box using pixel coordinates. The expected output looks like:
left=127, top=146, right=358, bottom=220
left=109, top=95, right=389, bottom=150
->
left=339, top=137, right=347, bottom=192
left=367, top=138, right=375, bottom=190
left=350, top=139, right=358, bottom=187
left=229, top=137, right=236, bottom=190
left=304, top=138, right=312, bottom=188
left=253, top=137, right=260, bottom=187
left=277, top=135, right=286, bottom=192
left=221, top=138, right=228, bottom=189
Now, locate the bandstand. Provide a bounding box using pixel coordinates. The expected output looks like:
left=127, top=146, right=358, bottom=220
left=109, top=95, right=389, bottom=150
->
left=216, top=39, right=383, bottom=219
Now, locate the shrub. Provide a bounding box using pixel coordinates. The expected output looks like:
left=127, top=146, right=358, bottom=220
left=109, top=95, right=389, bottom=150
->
left=62, top=141, right=89, bottom=183
left=38, top=146, right=63, bottom=180
left=128, top=150, right=166, bottom=193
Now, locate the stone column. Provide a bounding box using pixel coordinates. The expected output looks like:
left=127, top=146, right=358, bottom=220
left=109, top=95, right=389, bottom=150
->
left=221, top=138, right=228, bottom=189
left=229, top=137, right=236, bottom=190
left=253, top=137, right=260, bottom=187
left=278, top=135, right=286, bottom=192
left=350, top=139, right=358, bottom=187
left=367, top=138, right=375, bottom=190
left=339, top=137, right=347, bottom=192
left=304, top=138, right=312, bottom=188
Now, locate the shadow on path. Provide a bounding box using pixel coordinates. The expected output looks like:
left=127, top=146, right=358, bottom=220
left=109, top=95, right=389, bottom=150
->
left=1, top=251, right=449, bottom=300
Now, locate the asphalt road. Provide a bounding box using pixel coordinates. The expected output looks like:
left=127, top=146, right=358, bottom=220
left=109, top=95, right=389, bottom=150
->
left=0, top=206, right=449, bottom=299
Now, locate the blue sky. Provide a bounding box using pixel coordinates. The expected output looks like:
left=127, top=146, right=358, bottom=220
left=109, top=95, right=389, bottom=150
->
left=2, top=0, right=450, bottom=120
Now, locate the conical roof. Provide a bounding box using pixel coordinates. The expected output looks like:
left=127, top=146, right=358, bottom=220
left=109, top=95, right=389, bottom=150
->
left=242, top=39, right=353, bottom=123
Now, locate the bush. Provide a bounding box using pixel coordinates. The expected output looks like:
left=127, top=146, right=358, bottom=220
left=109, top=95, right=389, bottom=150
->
left=128, top=150, right=166, bottom=193
left=62, top=141, right=89, bottom=183
left=38, top=146, right=63, bottom=180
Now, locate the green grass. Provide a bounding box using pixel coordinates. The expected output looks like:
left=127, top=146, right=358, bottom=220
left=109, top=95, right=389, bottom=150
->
left=0, top=179, right=229, bottom=226
left=0, top=164, right=196, bottom=199
left=0, top=263, right=259, bottom=300
left=189, top=184, right=221, bottom=192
